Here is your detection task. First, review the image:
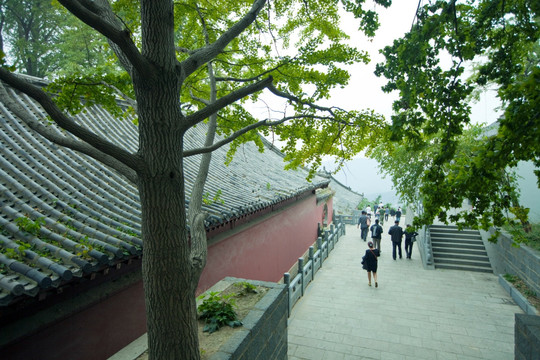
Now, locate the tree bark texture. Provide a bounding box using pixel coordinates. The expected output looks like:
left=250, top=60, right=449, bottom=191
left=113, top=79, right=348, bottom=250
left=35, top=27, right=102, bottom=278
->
left=135, top=70, right=200, bottom=358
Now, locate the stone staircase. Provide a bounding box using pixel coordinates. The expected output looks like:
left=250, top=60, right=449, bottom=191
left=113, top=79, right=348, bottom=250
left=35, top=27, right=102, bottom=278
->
left=430, top=225, right=492, bottom=273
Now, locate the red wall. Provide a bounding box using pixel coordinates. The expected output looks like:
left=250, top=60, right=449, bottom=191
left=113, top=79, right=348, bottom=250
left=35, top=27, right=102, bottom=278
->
left=4, top=281, right=146, bottom=360
left=198, top=193, right=327, bottom=293
left=3, top=193, right=331, bottom=359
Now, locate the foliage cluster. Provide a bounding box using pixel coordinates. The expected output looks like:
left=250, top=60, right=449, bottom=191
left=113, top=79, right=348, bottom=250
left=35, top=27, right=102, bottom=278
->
left=372, top=0, right=539, bottom=239
left=197, top=291, right=242, bottom=334
left=0, top=217, right=62, bottom=273
left=15, top=216, right=45, bottom=236
left=504, top=222, right=540, bottom=252
left=0, top=0, right=394, bottom=180
left=0, top=0, right=115, bottom=78
left=235, top=281, right=258, bottom=295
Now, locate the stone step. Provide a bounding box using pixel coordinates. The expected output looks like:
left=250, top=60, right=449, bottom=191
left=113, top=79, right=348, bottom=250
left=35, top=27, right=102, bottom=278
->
left=430, top=232, right=482, bottom=240
left=431, top=237, right=483, bottom=245
left=434, top=251, right=489, bottom=263
left=433, top=258, right=491, bottom=268
left=434, top=263, right=493, bottom=273
left=432, top=247, right=488, bottom=257
left=432, top=242, right=485, bottom=251
left=429, top=225, right=491, bottom=273
left=430, top=225, right=478, bottom=233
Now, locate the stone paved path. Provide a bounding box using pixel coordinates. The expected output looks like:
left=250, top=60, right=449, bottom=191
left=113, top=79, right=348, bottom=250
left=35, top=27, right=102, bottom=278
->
left=287, top=220, right=521, bottom=360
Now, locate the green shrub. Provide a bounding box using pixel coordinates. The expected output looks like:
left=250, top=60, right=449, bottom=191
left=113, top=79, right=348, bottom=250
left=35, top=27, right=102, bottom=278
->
left=197, top=291, right=242, bottom=334
left=236, top=281, right=258, bottom=295
left=504, top=222, right=540, bottom=252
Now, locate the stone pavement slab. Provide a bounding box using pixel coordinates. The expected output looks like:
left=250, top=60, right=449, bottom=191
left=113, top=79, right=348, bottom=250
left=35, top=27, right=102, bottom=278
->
left=287, top=221, right=522, bottom=359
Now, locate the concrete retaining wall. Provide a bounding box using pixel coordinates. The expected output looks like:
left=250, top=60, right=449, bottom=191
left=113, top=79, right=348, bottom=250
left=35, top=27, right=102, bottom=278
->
left=515, top=314, right=540, bottom=360
left=481, top=229, right=540, bottom=296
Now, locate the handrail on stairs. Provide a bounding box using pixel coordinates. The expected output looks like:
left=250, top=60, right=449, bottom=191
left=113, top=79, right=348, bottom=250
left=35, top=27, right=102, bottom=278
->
left=421, top=225, right=434, bottom=268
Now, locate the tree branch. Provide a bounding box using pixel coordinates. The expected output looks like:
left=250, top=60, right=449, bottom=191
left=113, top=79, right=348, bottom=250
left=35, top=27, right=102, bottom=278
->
left=180, top=0, right=267, bottom=78
left=0, top=70, right=141, bottom=173
left=267, top=83, right=340, bottom=116
left=183, top=76, right=273, bottom=129
left=215, top=57, right=295, bottom=83
left=100, top=81, right=138, bottom=111
left=189, top=3, right=213, bottom=279
left=189, top=90, right=210, bottom=106
left=175, top=46, right=195, bottom=55
left=184, top=114, right=332, bottom=157
left=184, top=119, right=270, bottom=157
left=0, top=81, right=138, bottom=184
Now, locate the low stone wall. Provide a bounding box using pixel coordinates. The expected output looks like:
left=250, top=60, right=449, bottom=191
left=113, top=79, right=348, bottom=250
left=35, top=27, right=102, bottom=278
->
left=109, top=277, right=287, bottom=360
left=515, top=314, right=540, bottom=360
left=482, top=229, right=540, bottom=296
left=499, top=275, right=538, bottom=316
left=210, top=277, right=288, bottom=360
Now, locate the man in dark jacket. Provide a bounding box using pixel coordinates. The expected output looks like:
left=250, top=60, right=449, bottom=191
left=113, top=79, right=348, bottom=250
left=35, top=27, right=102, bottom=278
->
left=357, top=210, right=370, bottom=241
left=370, top=219, right=383, bottom=251
left=388, top=220, right=404, bottom=260
left=404, top=225, right=419, bottom=259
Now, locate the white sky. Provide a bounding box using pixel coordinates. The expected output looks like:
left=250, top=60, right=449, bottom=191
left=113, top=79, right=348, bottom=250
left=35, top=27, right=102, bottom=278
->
left=325, top=0, right=502, bottom=125
left=255, top=0, right=502, bottom=141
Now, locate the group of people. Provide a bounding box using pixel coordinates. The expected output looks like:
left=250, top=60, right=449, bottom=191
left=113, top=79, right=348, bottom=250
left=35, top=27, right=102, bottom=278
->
left=357, top=206, right=417, bottom=288
left=364, top=203, right=396, bottom=225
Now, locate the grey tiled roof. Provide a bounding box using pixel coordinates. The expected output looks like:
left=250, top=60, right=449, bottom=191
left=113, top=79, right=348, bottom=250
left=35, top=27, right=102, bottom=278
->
left=317, top=171, right=363, bottom=214
left=0, top=77, right=329, bottom=306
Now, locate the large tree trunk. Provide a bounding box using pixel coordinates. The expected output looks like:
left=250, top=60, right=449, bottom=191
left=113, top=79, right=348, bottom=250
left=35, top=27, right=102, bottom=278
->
left=135, top=71, right=200, bottom=358
left=135, top=0, right=201, bottom=357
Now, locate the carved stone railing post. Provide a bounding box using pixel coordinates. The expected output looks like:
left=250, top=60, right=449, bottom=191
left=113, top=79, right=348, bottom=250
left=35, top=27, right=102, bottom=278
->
left=308, top=246, right=314, bottom=279
left=284, top=272, right=291, bottom=317
left=298, top=258, right=304, bottom=296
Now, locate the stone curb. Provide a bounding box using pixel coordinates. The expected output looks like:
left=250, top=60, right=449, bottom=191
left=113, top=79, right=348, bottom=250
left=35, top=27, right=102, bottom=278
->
left=498, top=274, right=539, bottom=315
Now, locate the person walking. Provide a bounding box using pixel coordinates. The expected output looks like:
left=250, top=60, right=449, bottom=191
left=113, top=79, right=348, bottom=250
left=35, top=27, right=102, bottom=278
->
left=357, top=210, right=370, bottom=241
left=363, top=241, right=380, bottom=287
left=395, top=207, right=402, bottom=222
left=388, top=220, right=404, bottom=260
left=404, top=225, right=418, bottom=259
left=385, top=207, right=390, bottom=221
left=365, top=205, right=372, bottom=220
left=378, top=207, right=385, bottom=225
left=370, top=219, right=383, bottom=252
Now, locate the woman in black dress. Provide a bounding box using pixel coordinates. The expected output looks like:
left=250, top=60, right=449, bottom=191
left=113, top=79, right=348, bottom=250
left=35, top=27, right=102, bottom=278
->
left=365, top=241, right=380, bottom=287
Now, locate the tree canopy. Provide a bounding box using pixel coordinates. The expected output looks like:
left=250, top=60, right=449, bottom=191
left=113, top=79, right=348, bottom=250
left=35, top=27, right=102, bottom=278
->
left=0, top=0, right=393, bottom=358
left=0, top=0, right=114, bottom=77
left=373, top=0, right=539, bottom=235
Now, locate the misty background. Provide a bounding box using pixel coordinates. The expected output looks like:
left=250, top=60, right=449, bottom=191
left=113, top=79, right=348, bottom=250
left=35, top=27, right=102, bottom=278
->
left=322, top=157, right=401, bottom=206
